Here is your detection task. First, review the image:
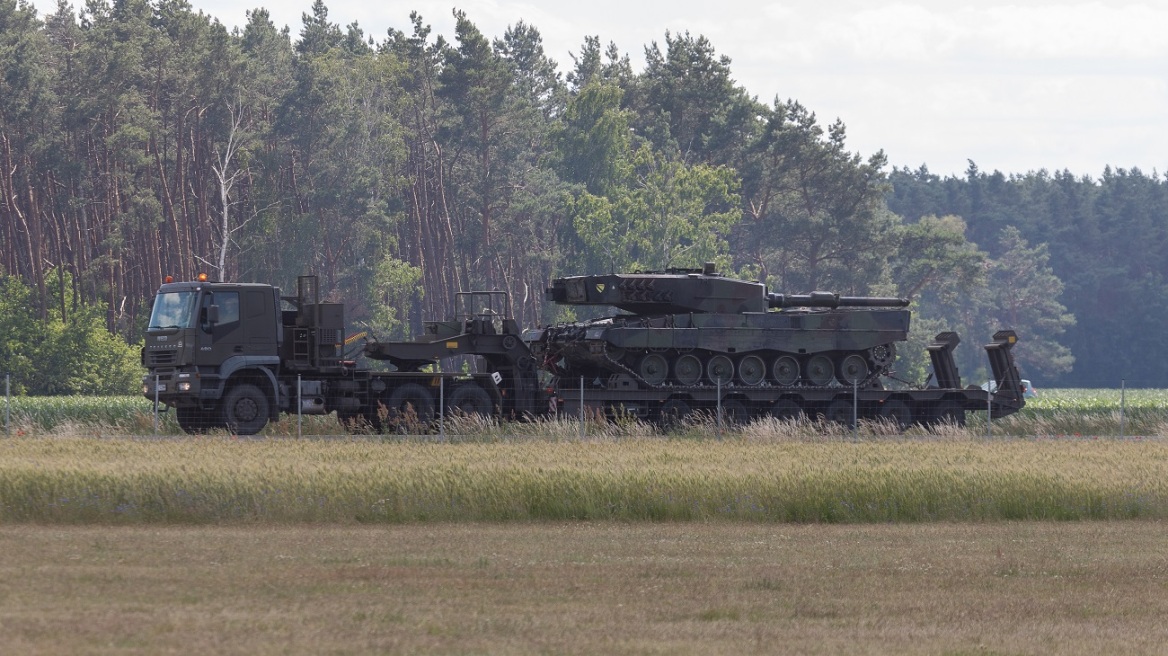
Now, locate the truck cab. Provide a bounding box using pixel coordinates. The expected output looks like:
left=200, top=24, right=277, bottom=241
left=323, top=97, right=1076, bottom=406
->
left=142, top=276, right=283, bottom=432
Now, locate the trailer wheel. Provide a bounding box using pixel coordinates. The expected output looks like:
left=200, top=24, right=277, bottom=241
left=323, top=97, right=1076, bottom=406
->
left=658, top=398, right=693, bottom=430
left=879, top=399, right=913, bottom=430
left=385, top=383, right=436, bottom=431
left=718, top=399, right=751, bottom=426
left=930, top=400, right=966, bottom=428
left=826, top=398, right=856, bottom=428
left=447, top=384, right=493, bottom=417
left=767, top=398, right=805, bottom=422
left=222, top=384, right=270, bottom=435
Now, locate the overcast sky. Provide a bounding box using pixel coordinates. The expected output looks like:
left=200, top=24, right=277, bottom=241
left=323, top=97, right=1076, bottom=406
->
left=119, top=1, right=1168, bottom=177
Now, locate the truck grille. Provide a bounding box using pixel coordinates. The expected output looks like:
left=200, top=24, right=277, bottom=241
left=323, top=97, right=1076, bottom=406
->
left=148, top=349, right=178, bottom=366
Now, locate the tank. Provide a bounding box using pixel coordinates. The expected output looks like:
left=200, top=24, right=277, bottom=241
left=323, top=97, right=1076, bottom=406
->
left=525, top=263, right=911, bottom=389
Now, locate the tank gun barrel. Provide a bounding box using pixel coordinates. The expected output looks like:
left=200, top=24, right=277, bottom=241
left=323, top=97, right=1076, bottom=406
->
left=767, top=292, right=910, bottom=309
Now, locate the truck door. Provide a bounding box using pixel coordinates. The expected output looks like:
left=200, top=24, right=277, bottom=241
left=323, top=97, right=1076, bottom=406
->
left=194, top=290, right=244, bottom=366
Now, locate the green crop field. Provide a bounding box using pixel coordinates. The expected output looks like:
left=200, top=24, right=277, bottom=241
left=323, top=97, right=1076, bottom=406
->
left=988, top=388, right=1168, bottom=436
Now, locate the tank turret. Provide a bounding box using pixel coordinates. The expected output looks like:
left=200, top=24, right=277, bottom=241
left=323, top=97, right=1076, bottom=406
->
left=546, top=263, right=770, bottom=314
left=527, top=264, right=912, bottom=389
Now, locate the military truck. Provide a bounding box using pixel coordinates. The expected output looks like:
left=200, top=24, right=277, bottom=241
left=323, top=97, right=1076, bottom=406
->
left=141, top=274, right=542, bottom=434
left=142, top=269, right=1026, bottom=434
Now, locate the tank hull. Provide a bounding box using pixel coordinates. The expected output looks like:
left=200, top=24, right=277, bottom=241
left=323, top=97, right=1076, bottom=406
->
left=528, top=307, right=909, bottom=389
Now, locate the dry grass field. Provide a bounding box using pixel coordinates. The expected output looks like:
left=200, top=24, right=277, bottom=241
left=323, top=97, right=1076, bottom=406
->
left=3, top=429, right=1167, bottom=653
left=2, top=522, right=1167, bottom=654
left=3, top=435, right=1168, bottom=523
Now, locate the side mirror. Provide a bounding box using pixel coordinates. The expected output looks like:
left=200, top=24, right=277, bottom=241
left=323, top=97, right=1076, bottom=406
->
left=208, top=304, right=220, bottom=325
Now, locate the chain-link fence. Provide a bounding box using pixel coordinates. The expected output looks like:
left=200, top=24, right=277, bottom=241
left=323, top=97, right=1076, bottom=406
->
left=5, top=372, right=1168, bottom=439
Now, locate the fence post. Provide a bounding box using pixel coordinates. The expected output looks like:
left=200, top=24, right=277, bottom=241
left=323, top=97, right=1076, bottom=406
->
left=153, top=373, right=160, bottom=436
left=579, top=376, right=585, bottom=439
left=439, top=375, right=445, bottom=440
left=987, top=387, right=992, bottom=439
left=5, top=373, right=9, bottom=437
left=1120, top=379, right=1126, bottom=439
left=716, top=378, right=723, bottom=437
left=852, top=379, right=858, bottom=440
left=297, top=374, right=302, bottom=439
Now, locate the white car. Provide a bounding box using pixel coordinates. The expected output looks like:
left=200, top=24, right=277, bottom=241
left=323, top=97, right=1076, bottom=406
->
left=982, top=379, right=1038, bottom=398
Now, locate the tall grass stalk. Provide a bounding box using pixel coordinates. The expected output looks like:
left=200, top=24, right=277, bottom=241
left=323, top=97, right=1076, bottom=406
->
left=2, top=436, right=1166, bottom=524
left=6, top=389, right=1168, bottom=437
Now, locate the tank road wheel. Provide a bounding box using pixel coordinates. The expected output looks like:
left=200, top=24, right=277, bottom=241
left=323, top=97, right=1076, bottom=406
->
left=707, top=355, right=734, bottom=386
left=658, top=398, right=693, bottom=430
left=768, top=398, right=805, bottom=422
left=176, top=406, right=213, bottom=434
left=879, top=399, right=913, bottom=431
left=736, top=355, right=766, bottom=386
left=805, top=355, right=835, bottom=386
left=674, top=354, right=703, bottom=386
left=384, top=383, right=436, bottom=432
left=718, top=399, right=751, bottom=426
left=222, top=383, right=270, bottom=436
left=638, top=353, right=670, bottom=386
left=772, top=355, right=800, bottom=386
left=447, top=383, right=493, bottom=418
left=836, top=353, right=869, bottom=386
left=826, top=398, right=856, bottom=428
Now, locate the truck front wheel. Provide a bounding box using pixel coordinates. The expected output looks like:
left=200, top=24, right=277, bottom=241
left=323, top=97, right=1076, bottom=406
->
left=223, top=383, right=270, bottom=435
left=176, top=406, right=217, bottom=434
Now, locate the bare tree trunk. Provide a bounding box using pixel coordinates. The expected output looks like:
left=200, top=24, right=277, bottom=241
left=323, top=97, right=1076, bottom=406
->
left=210, top=102, right=248, bottom=282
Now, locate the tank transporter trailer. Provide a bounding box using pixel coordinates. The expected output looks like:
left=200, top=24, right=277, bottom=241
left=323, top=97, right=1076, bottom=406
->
left=142, top=266, right=1025, bottom=434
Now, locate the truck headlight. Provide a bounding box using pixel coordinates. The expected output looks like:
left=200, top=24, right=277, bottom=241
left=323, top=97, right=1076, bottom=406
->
left=177, top=382, right=191, bottom=392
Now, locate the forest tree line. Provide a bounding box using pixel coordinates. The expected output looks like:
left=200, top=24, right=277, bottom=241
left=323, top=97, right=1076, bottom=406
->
left=1, top=0, right=1164, bottom=392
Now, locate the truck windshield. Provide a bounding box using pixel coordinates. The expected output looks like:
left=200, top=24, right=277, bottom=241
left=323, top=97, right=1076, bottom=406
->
left=148, top=291, right=199, bottom=329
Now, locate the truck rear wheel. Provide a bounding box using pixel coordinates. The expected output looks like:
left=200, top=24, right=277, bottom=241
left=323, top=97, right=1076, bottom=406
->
left=447, top=384, right=492, bottom=417
left=222, top=383, right=270, bottom=435
left=384, top=383, right=436, bottom=431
